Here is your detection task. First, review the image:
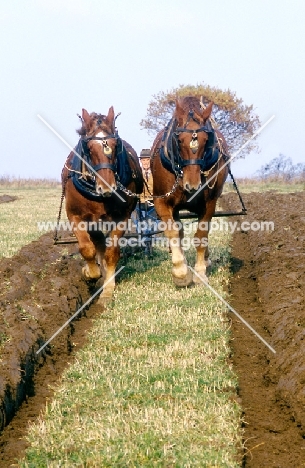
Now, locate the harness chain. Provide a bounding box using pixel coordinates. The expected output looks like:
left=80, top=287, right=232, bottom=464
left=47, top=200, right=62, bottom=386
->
left=64, top=161, right=140, bottom=197
left=54, top=180, right=67, bottom=244
left=115, top=150, right=143, bottom=197
left=203, top=156, right=220, bottom=189
left=64, top=163, right=93, bottom=179
left=116, top=180, right=141, bottom=198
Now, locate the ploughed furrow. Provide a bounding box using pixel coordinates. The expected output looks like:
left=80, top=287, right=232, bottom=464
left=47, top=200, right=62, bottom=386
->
left=222, top=191, right=305, bottom=467
left=0, top=233, right=102, bottom=466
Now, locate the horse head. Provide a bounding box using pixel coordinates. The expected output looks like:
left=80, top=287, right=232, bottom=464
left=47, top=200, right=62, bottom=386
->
left=79, top=107, right=118, bottom=197
left=174, top=98, right=213, bottom=193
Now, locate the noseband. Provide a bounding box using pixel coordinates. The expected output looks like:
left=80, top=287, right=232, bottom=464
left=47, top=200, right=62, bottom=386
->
left=82, top=132, right=119, bottom=173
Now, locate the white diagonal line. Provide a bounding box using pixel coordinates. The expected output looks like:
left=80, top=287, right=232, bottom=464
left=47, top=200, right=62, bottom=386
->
left=188, top=266, right=276, bottom=354
left=37, top=114, right=126, bottom=202
left=187, top=115, right=275, bottom=202
left=36, top=266, right=125, bottom=354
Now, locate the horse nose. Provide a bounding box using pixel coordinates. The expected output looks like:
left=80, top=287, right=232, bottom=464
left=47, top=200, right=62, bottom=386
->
left=96, top=183, right=116, bottom=197
left=184, top=182, right=201, bottom=193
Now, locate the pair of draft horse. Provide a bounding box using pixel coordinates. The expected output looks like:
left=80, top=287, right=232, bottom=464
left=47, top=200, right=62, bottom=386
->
left=62, top=97, right=229, bottom=305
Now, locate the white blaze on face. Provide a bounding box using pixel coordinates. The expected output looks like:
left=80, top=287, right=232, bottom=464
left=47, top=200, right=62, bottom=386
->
left=95, top=131, right=108, bottom=147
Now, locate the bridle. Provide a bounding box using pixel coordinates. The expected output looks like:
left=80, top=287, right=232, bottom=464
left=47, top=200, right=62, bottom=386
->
left=161, top=110, right=216, bottom=175
left=64, top=113, right=142, bottom=200
left=174, top=111, right=215, bottom=169
left=81, top=127, right=119, bottom=174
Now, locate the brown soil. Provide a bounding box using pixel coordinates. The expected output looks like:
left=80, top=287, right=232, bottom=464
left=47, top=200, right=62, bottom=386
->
left=0, top=196, right=17, bottom=204
left=0, top=234, right=104, bottom=467
left=222, top=191, right=305, bottom=467
left=0, top=192, right=304, bottom=467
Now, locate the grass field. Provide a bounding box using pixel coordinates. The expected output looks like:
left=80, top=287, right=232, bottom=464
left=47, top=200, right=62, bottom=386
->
left=225, top=178, right=305, bottom=194
left=19, top=230, right=243, bottom=467
left=1, top=178, right=302, bottom=466
left=0, top=185, right=65, bottom=258
left=1, top=178, right=303, bottom=259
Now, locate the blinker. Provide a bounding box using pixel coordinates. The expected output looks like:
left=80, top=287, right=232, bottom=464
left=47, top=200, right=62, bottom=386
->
left=190, top=132, right=199, bottom=154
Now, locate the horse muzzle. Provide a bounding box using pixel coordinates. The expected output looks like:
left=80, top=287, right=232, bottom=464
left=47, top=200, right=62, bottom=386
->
left=96, top=183, right=117, bottom=197
left=184, top=182, right=202, bottom=194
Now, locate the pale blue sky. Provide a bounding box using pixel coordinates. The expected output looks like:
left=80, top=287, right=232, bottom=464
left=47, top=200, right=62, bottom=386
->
left=1, top=0, right=304, bottom=179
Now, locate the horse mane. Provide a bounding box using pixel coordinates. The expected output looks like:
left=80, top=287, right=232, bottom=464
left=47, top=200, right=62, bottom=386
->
left=177, top=96, right=201, bottom=112
left=175, top=96, right=203, bottom=122
left=76, top=112, right=110, bottom=136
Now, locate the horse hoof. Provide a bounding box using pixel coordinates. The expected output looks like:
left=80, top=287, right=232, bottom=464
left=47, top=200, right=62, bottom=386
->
left=82, top=266, right=101, bottom=281
left=172, top=269, right=193, bottom=288
left=193, top=272, right=209, bottom=285
left=97, top=296, right=113, bottom=307
left=97, top=289, right=114, bottom=307
left=95, top=277, right=104, bottom=290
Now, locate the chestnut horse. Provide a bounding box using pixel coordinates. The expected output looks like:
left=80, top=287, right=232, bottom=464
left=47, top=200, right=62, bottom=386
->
left=151, top=96, right=229, bottom=287
left=62, top=107, right=143, bottom=304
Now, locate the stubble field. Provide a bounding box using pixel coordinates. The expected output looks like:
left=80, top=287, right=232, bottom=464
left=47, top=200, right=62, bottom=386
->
left=0, top=182, right=304, bottom=466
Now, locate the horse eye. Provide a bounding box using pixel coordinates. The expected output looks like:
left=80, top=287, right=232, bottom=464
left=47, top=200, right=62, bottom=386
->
left=97, top=119, right=102, bottom=125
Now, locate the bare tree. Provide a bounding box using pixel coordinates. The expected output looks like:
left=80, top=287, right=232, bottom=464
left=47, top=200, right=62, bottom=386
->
left=140, top=83, right=261, bottom=159
left=256, top=154, right=305, bottom=180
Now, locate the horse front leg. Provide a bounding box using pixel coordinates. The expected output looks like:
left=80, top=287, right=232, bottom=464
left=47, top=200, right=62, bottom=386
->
left=163, top=219, right=192, bottom=287
left=73, top=223, right=101, bottom=280
left=193, top=202, right=216, bottom=285
left=90, top=230, right=106, bottom=284
left=154, top=199, right=192, bottom=287
left=97, top=225, right=124, bottom=306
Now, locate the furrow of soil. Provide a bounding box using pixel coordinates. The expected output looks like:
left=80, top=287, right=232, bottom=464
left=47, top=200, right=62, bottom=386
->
left=0, top=233, right=102, bottom=466
left=222, top=191, right=305, bottom=467
left=0, top=192, right=304, bottom=467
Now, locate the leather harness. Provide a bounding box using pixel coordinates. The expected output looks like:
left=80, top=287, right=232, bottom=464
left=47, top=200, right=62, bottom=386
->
left=160, top=111, right=226, bottom=176
left=66, top=134, right=142, bottom=201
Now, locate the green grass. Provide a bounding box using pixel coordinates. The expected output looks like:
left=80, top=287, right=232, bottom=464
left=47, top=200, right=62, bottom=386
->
left=0, top=185, right=66, bottom=258
left=1, top=178, right=303, bottom=259
left=5, top=176, right=301, bottom=466
left=18, top=226, right=243, bottom=467
left=0, top=177, right=305, bottom=258
left=229, top=178, right=305, bottom=193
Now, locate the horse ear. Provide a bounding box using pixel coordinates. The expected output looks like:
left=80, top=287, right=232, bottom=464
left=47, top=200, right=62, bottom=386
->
left=175, top=98, right=185, bottom=123
left=106, top=106, right=115, bottom=128
left=201, top=101, right=213, bottom=121
left=82, top=108, right=91, bottom=126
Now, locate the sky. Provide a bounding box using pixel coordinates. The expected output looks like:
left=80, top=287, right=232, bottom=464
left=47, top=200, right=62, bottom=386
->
left=1, top=0, right=304, bottom=179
